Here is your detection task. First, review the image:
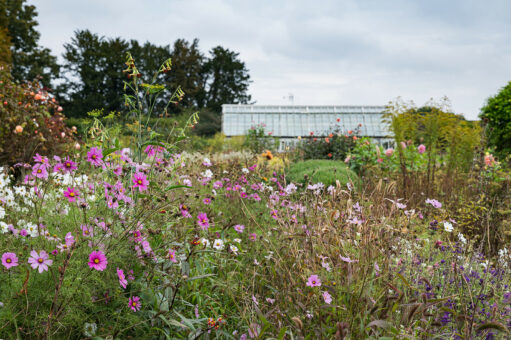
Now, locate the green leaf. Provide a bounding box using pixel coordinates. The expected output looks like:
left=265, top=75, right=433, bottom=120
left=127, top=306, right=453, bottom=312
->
left=186, top=274, right=216, bottom=282
left=277, top=327, right=288, bottom=340
left=396, top=273, right=412, bottom=289
left=475, top=321, right=509, bottom=334
left=164, top=185, right=189, bottom=192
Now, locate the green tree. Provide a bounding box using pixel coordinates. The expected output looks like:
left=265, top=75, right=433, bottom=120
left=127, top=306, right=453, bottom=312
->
left=0, top=0, right=59, bottom=85
left=198, top=46, right=251, bottom=113
left=480, top=82, right=511, bottom=157
left=58, top=30, right=130, bottom=117
left=167, top=38, right=203, bottom=111
left=0, top=27, right=11, bottom=65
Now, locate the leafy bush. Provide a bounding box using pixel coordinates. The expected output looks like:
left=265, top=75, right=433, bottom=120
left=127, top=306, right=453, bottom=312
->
left=0, top=65, right=76, bottom=166
left=286, top=159, right=360, bottom=188
left=480, top=81, right=511, bottom=158
left=243, top=123, right=279, bottom=153
left=297, top=123, right=361, bottom=161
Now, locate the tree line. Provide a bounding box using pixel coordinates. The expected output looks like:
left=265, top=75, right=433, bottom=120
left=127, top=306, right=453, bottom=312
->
left=0, top=0, right=252, bottom=135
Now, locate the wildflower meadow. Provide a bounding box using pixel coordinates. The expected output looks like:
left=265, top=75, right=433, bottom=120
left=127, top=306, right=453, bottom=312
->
left=1, top=52, right=511, bottom=340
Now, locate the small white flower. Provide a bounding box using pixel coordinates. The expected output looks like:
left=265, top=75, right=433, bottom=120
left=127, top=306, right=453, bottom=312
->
left=443, top=221, right=453, bottom=233
left=0, top=221, right=8, bottom=233
left=83, top=322, right=97, bottom=337
left=230, top=244, right=239, bottom=255
left=200, top=238, right=210, bottom=247
left=242, top=168, right=249, bottom=174
left=212, top=239, right=224, bottom=250
left=458, top=233, right=467, bottom=245
left=233, top=238, right=242, bottom=243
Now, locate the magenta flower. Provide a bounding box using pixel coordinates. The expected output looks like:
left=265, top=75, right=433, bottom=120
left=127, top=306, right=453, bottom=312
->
left=249, top=233, right=257, bottom=241
left=417, top=144, right=426, bottom=154
left=28, top=250, right=52, bottom=273
left=63, top=187, right=79, bottom=202
left=180, top=204, right=192, bottom=218
left=34, top=153, right=49, bottom=165
left=32, top=163, right=48, bottom=179
left=168, top=249, right=178, bottom=263
left=197, top=212, right=209, bottom=230
left=132, top=172, right=149, bottom=192
left=306, top=274, right=321, bottom=287
left=62, top=157, right=78, bottom=172
left=385, top=148, right=394, bottom=157
left=1, top=252, right=18, bottom=269
left=234, top=224, right=245, bottom=233
left=270, top=209, right=278, bottom=220
left=88, top=250, right=108, bottom=271
left=322, top=291, right=332, bottom=304
left=81, top=224, right=93, bottom=237
left=203, top=197, right=211, bottom=205
left=87, top=147, right=103, bottom=166
left=128, top=296, right=141, bottom=312
left=117, top=268, right=128, bottom=289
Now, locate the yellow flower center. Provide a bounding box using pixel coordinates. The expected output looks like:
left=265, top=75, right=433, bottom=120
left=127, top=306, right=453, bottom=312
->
left=6, top=258, right=11, bottom=263
left=94, top=258, right=99, bottom=264
left=38, top=258, right=43, bottom=263
left=37, top=169, right=42, bottom=173
left=137, top=180, right=142, bottom=184
left=132, top=301, right=137, bottom=307
left=69, top=192, right=75, bottom=197
left=92, top=155, right=96, bottom=159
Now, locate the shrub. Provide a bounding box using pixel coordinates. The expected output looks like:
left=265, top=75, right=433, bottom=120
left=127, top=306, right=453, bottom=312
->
left=297, top=124, right=361, bottom=161
left=243, top=123, right=279, bottom=153
left=0, top=65, right=76, bottom=166
left=286, top=159, right=360, bottom=188
left=480, top=81, right=511, bottom=158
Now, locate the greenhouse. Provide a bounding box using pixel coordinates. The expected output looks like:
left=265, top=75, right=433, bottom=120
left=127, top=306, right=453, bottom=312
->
left=222, top=104, right=393, bottom=147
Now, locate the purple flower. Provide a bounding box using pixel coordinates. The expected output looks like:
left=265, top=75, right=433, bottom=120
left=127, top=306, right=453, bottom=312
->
left=128, top=296, right=141, bottom=312
left=63, top=187, right=79, bottom=202
left=197, top=212, right=209, bottom=230
left=306, top=274, right=321, bottom=287
left=426, top=198, right=442, bottom=209
left=234, top=224, right=245, bottom=233
left=117, top=268, right=127, bottom=289
left=322, top=291, right=332, bottom=304
left=88, top=251, right=108, bottom=271
left=132, top=172, right=149, bottom=192
left=87, top=147, right=103, bottom=166
left=28, top=250, right=52, bottom=273
left=1, top=252, right=18, bottom=269
left=32, top=163, right=48, bottom=179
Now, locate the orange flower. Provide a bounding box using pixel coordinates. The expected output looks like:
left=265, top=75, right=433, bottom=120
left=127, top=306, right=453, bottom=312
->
left=325, top=137, right=330, bottom=143
left=348, top=130, right=353, bottom=135
left=14, top=125, right=23, bottom=134
left=328, top=133, right=333, bottom=138
left=262, top=150, right=273, bottom=160
left=327, top=153, right=332, bottom=158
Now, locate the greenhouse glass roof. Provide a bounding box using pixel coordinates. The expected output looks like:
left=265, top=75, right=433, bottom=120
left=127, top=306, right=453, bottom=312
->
left=222, top=104, right=390, bottom=137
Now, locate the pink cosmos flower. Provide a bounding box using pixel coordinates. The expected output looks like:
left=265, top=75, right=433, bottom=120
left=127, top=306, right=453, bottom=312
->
left=81, top=224, right=93, bottom=237
left=168, top=249, right=178, bottom=263
left=63, top=187, right=79, bottom=202
left=1, top=252, right=18, bottom=269
left=270, top=209, right=278, bottom=220
left=28, top=250, right=52, bottom=273
left=128, top=296, right=141, bottom=312
left=234, top=224, right=245, bottom=233
left=249, top=233, right=257, bottom=241
left=88, top=250, right=108, bottom=271
left=132, top=172, right=149, bottom=192
left=34, top=153, right=49, bottom=165
left=417, top=144, right=426, bottom=154
left=65, top=232, right=75, bottom=247
left=385, top=148, right=394, bottom=157
left=87, top=147, right=103, bottom=166
left=197, top=212, right=209, bottom=230
left=322, top=291, right=332, bottom=304
left=117, top=268, right=128, bottom=289
left=213, top=181, right=223, bottom=189
left=203, top=197, right=211, bottom=205
left=306, top=274, right=321, bottom=287
left=62, top=157, right=78, bottom=172
left=32, top=163, right=48, bottom=179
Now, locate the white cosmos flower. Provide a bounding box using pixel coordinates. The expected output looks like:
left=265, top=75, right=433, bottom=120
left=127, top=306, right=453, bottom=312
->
left=212, top=239, right=224, bottom=250
left=443, top=221, right=453, bottom=233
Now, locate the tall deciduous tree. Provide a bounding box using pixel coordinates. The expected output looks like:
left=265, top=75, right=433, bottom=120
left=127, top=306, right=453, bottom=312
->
left=0, top=0, right=59, bottom=85
left=58, top=30, right=130, bottom=117
left=480, top=82, right=511, bottom=157
left=198, top=46, right=252, bottom=112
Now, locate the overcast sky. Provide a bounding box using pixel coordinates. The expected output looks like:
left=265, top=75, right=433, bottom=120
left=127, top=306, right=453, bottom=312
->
left=30, top=0, right=511, bottom=120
